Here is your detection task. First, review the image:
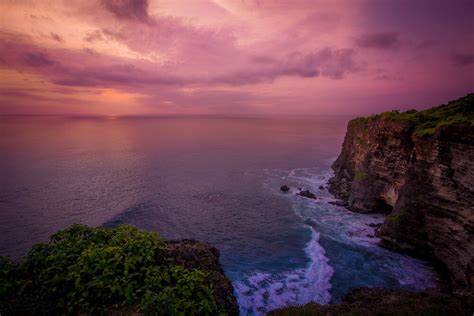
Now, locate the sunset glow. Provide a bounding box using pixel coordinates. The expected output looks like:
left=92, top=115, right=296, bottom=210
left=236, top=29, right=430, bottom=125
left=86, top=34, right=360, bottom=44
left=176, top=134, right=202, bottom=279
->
left=1, top=0, right=473, bottom=115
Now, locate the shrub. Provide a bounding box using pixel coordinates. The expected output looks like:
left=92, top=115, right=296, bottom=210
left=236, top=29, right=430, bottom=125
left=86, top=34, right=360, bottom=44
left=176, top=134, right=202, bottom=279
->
left=354, top=170, right=367, bottom=181
left=0, top=224, right=223, bottom=315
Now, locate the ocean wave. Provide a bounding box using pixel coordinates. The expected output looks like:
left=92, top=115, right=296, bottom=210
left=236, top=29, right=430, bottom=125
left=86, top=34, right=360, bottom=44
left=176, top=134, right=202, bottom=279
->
left=261, top=167, right=439, bottom=302
left=282, top=167, right=439, bottom=291
left=234, top=227, right=333, bottom=315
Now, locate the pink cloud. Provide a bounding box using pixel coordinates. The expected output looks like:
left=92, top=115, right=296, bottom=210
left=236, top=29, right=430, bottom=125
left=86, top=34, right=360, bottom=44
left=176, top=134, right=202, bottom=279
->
left=0, top=0, right=472, bottom=115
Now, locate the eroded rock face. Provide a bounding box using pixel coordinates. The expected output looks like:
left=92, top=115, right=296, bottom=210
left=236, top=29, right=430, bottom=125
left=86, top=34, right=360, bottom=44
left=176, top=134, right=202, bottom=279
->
left=329, top=108, right=474, bottom=289
left=329, top=119, right=413, bottom=213
left=380, top=125, right=474, bottom=289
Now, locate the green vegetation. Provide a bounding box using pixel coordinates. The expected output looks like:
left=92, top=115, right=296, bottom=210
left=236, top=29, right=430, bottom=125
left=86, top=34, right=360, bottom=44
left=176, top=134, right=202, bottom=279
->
left=0, top=224, right=223, bottom=315
left=387, top=208, right=407, bottom=224
left=354, top=170, right=367, bottom=181
left=350, top=93, right=474, bottom=136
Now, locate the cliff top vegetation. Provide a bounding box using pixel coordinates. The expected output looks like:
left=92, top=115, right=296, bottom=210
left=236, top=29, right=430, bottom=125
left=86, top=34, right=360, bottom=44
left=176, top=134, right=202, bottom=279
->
left=351, top=93, right=474, bottom=136
left=0, top=224, right=226, bottom=315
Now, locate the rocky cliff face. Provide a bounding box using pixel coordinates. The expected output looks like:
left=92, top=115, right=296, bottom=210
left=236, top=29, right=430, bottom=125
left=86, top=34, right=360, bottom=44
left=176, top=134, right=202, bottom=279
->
left=329, top=95, right=474, bottom=289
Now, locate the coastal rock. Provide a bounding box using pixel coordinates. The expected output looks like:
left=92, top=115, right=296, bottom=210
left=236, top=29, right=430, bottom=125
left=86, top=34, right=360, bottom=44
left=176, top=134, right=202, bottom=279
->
left=166, top=240, right=239, bottom=315
left=328, top=94, right=474, bottom=289
left=269, top=288, right=474, bottom=315
left=319, top=185, right=325, bottom=190
left=328, top=200, right=348, bottom=207
left=367, top=223, right=382, bottom=228
left=298, top=190, right=317, bottom=199
left=280, top=185, right=290, bottom=192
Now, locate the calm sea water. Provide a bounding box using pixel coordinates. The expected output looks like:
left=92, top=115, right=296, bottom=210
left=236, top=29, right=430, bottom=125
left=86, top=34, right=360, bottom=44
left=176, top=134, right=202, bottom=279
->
left=0, top=116, right=437, bottom=315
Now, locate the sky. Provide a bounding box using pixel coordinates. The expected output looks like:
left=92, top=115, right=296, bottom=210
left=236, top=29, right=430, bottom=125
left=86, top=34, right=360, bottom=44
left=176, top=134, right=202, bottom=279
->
left=0, top=0, right=473, bottom=116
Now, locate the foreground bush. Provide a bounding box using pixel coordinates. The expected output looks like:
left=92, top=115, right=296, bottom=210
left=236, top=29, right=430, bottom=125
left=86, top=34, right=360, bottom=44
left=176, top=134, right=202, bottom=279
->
left=0, top=224, right=225, bottom=315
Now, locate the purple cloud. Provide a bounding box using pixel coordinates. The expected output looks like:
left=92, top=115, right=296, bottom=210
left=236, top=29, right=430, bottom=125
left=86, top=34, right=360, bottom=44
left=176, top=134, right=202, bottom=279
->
left=452, top=52, right=474, bottom=66
left=356, top=32, right=400, bottom=49
left=101, top=0, right=150, bottom=22
left=23, top=52, right=55, bottom=67
left=212, top=48, right=358, bottom=85
left=1, top=35, right=361, bottom=92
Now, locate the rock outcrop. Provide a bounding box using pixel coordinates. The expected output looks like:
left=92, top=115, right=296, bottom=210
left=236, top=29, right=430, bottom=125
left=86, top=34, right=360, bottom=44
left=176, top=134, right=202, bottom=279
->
left=298, top=190, right=317, bottom=199
left=269, top=288, right=474, bottom=315
left=166, top=239, right=239, bottom=315
left=280, top=185, right=290, bottom=192
left=329, top=94, right=474, bottom=289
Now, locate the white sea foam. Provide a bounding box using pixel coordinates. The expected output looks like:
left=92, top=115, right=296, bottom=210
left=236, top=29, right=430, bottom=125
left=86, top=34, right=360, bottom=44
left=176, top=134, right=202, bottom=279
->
left=238, top=167, right=438, bottom=314
left=282, top=167, right=439, bottom=290
left=234, top=227, right=333, bottom=315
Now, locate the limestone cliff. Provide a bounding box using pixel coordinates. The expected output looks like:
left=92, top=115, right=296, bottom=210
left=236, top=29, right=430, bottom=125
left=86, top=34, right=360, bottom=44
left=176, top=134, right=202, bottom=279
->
left=329, top=94, right=474, bottom=289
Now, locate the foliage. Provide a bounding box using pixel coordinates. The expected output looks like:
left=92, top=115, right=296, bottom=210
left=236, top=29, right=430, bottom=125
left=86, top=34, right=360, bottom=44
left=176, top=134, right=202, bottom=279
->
left=387, top=208, right=407, bottom=224
left=354, top=170, right=367, bottom=181
left=350, top=93, right=474, bottom=136
left=0, top=224, right=223, bottom=315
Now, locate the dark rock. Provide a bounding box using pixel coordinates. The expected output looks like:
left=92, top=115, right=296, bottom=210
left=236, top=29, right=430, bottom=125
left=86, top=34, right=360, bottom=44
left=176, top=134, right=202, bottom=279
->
left=280, top=185, right=290, bottom=192
left=366, top=234, right=375, bottom=238
left=298, top=190, right=316, bottom=199
left=367, top=223, right=382, bottom=228
left=319, top=185, right=325, bottom=190
left=298, top=187, right=302, bottom=191
left=329, top=200, right=348, bottom=207
left=269, top=288, right=474, bottom=315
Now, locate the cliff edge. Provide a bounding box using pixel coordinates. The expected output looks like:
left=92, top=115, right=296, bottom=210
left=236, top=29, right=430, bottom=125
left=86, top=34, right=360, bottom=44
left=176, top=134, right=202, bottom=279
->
left=329, top=94, right=474, bottom=289
left=0, top=224, right=238, bottom=315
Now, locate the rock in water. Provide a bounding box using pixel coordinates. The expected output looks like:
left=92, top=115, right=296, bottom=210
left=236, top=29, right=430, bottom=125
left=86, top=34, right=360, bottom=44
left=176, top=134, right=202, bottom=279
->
left=280, top=185, right=290, bottom=192
left=298, top=190, right=317, bottom=199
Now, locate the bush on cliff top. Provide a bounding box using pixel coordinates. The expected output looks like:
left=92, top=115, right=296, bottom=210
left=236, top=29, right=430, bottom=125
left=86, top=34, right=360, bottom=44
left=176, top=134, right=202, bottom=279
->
left=351, top=93, right=474, bottom=136
left=0, top=224, right=223, bottom=315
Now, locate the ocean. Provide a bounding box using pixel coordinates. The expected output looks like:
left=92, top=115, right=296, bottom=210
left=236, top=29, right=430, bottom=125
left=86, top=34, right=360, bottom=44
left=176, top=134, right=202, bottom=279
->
left=0, top=116, right=438, bottom=315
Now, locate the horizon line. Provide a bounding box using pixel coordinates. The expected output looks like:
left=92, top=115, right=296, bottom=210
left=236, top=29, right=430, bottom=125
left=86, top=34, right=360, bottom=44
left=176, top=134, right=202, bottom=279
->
left=0, top=113, right=356, bottom=119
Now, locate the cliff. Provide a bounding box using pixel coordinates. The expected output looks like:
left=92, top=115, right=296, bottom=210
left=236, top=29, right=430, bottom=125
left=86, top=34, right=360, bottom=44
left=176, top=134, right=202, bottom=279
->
left=329, top=94, right=474, bottom=289
left=0, top=224, right=238, bottom=315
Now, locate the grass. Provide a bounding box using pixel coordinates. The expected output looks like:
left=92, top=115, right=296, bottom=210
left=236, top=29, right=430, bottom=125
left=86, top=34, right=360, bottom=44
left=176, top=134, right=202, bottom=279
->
left=350, top=93, right=474, bottom=136
left=0, top=224, right=223, bottom=315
